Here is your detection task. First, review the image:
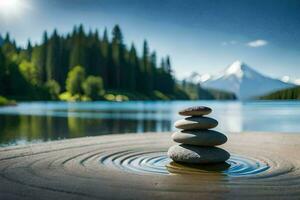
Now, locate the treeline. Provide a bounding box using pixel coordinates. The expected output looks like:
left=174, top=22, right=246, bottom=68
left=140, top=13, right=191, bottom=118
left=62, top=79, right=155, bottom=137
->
left=0, top=25, right=235, bottom=101
left=259, top=86, right=300, bottom=100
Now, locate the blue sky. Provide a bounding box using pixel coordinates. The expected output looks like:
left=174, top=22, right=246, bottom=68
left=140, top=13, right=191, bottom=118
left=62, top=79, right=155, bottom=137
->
left=0, top=0, right=300, bottom=80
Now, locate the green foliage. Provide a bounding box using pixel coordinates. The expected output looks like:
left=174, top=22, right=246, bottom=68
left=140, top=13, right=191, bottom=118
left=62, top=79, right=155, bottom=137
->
left=69, top=25, right=87, bottom=70
left=153, top=90, right=169, bottom=100
left=31, top=43, right=47, bottom=84
left=59, top=92, right=82, bottom=102
left=0, top=26, right=237, bottom=101
left=1, top=38, right=17, bottom=61
left=173, top=86, right=190, bottom=100
left=19, top=60, right=38, bottom=85
left=82, top=76, right=104, bottom=100
left=45, top=80, right=61, bottom=100
left=46, top=30, right=61, bottom=82
left=0, top=49, right=5, bottom=94
left=104, top=93, right=129, bottom=102
left=259, top=86, right=300, bottom=100
left=0, top=96, right=16, bottom=106
left=66, top=66, right=86, bottom=96
left=0, top=96, right=10, bottom=106
left=103, top=90, right=149, bottom=100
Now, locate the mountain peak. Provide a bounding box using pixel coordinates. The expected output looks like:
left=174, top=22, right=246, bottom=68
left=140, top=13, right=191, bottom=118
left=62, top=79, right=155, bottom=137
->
left=224, top=60, right=257, bottom=79
left=226, top=60, right=244, bottom=73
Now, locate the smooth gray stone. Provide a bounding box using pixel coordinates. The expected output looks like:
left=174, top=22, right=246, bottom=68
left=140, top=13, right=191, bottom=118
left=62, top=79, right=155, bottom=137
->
left=172, top=130, right=227, bottom=146
left=179, top=106, right=212, bottom=116
left=168, top=144, right=230, bottom=164
left=175, top=116, right=218, bottom=130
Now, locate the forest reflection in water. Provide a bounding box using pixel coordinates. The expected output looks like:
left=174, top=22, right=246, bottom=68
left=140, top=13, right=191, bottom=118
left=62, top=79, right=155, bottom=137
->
left=0, top=114, right=171, bottom=146
left=1, top=100, right=300, bottom=146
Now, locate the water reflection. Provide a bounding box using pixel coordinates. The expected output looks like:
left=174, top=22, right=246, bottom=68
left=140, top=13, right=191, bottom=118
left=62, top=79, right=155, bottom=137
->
left=166, top=161, right=231, bottom=174
left=0, top=101, right=300, bottom=146
left=0, top=114, right=171, bottom=146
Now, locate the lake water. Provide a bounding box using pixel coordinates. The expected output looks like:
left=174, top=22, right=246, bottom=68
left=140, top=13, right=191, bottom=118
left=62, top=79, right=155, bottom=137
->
left=0, top=101, right=299, bottom=147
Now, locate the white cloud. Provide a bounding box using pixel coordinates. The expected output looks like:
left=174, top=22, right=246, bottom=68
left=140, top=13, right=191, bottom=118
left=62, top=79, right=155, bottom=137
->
left=247, top=39, right=268, bottom=47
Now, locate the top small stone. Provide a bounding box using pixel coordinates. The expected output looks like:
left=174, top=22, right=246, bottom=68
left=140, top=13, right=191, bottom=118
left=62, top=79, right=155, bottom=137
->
left=179, top=106, right=212, bottom=116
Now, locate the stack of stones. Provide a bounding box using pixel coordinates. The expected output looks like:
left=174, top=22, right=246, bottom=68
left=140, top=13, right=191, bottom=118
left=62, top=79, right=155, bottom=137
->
left=168, top=106, right=230, bottom=164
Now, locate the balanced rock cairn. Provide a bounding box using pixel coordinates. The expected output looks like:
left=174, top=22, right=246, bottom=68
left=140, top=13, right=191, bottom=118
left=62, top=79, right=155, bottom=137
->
left=168, top=106, right=230, bottom=164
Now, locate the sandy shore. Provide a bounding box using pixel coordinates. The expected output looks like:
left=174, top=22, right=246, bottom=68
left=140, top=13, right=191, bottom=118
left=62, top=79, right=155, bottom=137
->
left=0, top=132, right=300, bottom=200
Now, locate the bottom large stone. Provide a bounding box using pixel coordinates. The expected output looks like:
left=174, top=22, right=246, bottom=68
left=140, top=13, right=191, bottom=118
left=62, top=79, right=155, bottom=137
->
left=168, top=144, right=230, bottom=164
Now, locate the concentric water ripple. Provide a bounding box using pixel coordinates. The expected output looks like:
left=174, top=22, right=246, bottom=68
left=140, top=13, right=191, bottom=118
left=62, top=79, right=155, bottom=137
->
left=99, top=151, right=270, bottom=176
left=1, top=132, right=300, bottom=199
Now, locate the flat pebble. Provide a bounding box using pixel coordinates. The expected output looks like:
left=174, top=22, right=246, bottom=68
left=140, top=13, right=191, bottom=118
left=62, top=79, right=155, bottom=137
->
left=172, top=130, right=227, bottom=146
left=179, top=106, right=212, bottom=116
left=175, top=116, right=218, bottom=130
left=168, top=144, right=230, bottom=164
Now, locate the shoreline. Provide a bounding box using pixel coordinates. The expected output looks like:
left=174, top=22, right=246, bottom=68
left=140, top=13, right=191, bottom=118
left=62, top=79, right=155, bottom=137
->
left=1, top=131, right=300, bottom=149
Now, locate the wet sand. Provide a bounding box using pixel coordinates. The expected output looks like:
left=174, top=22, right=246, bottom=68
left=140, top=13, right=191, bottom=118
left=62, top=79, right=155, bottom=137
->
left=0, top=132, right=300, bottom=199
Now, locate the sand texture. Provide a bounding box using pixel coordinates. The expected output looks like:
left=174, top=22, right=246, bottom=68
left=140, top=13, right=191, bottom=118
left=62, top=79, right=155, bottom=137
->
left=0, top=132, right=300, bottom=200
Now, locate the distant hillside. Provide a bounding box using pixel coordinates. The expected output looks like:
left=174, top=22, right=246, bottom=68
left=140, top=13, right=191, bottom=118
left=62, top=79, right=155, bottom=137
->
left=259, top=86, right=300, bottom=100
left=206, top=88, right=236, bottom=100
left=179, top=80, right=236, bottom=100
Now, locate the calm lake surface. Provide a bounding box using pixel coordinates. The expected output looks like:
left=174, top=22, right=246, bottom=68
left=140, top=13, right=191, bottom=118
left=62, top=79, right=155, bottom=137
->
left=0, top=101, right=299, bottom=147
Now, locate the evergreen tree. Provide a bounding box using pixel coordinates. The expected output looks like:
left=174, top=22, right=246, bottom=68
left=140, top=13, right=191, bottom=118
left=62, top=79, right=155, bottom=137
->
left=27, top=40, right=32, bottom=57
left=0, top=34, right=3, bottom=46
left=5, top=60, right=33, bottom=99
left=127, top=44, right=138, bottom=90
left=69, top=25, right=87, bottom=70
left=46, top=29, right=61, bottom=82
left=86, top=30, right=101, bottom=76
left=0, top=49, right=5, bottom=95
left=4, top=33, right=10, bottom=43
left=111, top=25, right=124, bottom=89
left=142, top=40, right=149, bottom=73
left=165, top=56, right=172, bottom=73
left=140, top=40, right=152, bottom=92
left=259, top=86, right=300, bottom=100
left=149, top=51, right=157, bottom=91
left=2, top=33, right=17, bottom=59
left=37, top=31, right=48, bottom=83
left=0, top=24, right=201, bottom=101
left=100, top=28, right=110, bottom=86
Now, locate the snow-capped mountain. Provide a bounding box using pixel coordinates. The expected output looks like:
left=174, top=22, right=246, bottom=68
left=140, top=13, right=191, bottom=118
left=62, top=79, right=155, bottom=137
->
left=186, top=72, right=211, bottom=83
left=199, top=60, right=295, bottom=100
